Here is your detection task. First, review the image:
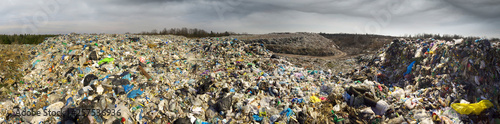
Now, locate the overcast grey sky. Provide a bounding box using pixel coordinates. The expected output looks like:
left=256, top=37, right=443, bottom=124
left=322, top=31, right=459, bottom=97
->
left=1, top=0, right=499, bottom=37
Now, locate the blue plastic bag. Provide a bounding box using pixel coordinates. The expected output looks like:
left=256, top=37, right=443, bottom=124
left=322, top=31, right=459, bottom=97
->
left=280, top=108, right=294, bottom=117
left=123, top=84, right=134, bottom=93
left=66, top=97, right=74, bottom=106
left=253, top=114, right=263, bottom=122
left=404, top=61, right=416, bottom=76
left=127, top=90, right=143, bottom=98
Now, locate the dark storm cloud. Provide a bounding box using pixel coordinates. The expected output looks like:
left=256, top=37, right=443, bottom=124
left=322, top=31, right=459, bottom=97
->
left=442, top=0, right=500, bottom=18
left=0, top=0, right=498, bottom=37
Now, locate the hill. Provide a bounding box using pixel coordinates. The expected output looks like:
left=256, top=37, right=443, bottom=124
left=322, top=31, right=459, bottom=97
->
left=235, top=32, right=344, bottom=56
left=319, top=33, right=395, bottom=55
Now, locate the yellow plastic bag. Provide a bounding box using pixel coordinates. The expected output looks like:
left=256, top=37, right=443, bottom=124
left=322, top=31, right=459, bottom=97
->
left=310, top=96, right=321, bottom=103
left=451, top=100, right=493, bottom=115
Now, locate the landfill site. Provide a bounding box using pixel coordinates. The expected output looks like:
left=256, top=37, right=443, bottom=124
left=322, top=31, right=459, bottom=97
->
left=1, top=33, right=500, bottom=124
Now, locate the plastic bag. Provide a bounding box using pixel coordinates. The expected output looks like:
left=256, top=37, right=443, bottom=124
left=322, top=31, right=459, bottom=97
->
left=309, top=96, right=321, bottom=103
left=451, top=100, right=493, bottom=115
left=403, top=61, right=416, bottom=76
left=123, top=84, right=134, bottom=93
left=127, top=90, right=144, bottom=98
left=98, top=58, right=115, bottom=65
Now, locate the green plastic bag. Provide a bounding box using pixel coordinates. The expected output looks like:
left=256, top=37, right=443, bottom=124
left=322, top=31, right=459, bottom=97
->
left=98, top=58, right=115, bottom=65
left=451, top=100, right=493, bottom=115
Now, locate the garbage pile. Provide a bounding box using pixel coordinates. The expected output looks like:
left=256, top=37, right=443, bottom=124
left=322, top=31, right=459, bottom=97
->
left=0, top=44, right=33, bottom=87
left=237, top=33, right=342, bottom=56
left=345, top=38, right=500, bottom=123
left=0, top=34, right=498, bottom=124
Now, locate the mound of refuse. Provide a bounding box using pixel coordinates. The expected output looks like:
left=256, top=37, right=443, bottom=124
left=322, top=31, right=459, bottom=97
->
left=345, top=38, right=500, bottom=123
left=237, top=33, right=343, bottom=56
left=320, top=33, right=395, bottom=55
left=0, top=34, right=499, bottom=124
left=0, top=44, right=34, bottom=86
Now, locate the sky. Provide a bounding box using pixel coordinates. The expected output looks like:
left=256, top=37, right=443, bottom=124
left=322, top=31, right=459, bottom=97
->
left=1, top=0, right=499, bottom=38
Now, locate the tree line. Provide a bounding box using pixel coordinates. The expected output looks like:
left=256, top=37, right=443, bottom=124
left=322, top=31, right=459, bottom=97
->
left=0, top=34, right=58, bottom=44
left=134, top=27, right=239, bottom=38
left=404, top=33, right=499, bottom=42
left=319, top=33, right=499, bottom=42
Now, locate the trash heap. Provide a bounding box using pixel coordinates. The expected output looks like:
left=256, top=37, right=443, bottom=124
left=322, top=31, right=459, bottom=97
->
left=0, top=34, right=498, bottom=124
left=346, top=39, right=500, bottom=123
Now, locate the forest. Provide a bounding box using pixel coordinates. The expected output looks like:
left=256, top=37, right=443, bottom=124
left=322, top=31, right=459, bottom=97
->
left=135, top=27, right=238, bottom=38
left=0, top=34, right=58, bottom=44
